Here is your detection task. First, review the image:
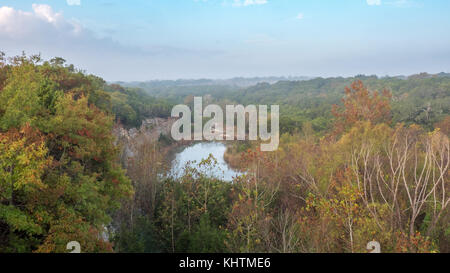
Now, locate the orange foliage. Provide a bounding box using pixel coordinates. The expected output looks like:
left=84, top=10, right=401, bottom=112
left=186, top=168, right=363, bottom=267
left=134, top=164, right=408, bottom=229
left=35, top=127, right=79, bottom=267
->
left=435, top=116, right=450, bottom=136
left=332, top=80, right=392, bottom=136
left=394, top=232, right=435, bottom=253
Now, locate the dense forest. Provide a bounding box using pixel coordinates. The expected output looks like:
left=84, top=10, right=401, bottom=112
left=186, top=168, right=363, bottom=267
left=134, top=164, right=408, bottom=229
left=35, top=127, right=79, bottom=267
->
left=0, top=53, right=449, bottom=253
left=122, top=73, right=450, bottom=134
left=0, top=53, right=170, bottom=252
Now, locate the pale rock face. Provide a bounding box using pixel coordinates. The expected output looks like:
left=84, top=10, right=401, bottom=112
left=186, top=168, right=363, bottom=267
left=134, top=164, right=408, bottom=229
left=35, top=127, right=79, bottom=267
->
left=113, top=117, right=177, bottom=166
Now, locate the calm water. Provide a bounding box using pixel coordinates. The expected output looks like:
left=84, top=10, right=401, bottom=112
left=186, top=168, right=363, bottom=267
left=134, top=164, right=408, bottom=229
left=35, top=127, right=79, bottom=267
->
left=170, top=142, right=241, bottom=182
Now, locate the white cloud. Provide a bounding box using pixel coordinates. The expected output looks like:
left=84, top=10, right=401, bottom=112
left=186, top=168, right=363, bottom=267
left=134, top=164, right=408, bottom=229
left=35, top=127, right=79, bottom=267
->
left=32, top=4, right=63, bottom=23
left=0, top=3, right=439, bottom=81
left=0, top=4, right=79, bottom=37
left=367, top=0, right=381, bottom=5
left=0, top=4, right=222, bottom=81
left=232, top=0, right=268, bottom=7
left=296, top=13, right=304, bottom=20
left=67, top=0, right=81, bottom=6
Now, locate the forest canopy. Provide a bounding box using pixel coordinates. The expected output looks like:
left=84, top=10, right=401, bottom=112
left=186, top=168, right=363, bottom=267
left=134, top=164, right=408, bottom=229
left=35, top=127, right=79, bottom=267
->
left=0, top=53, right=165, bottom=252
left=0, top=53, right=449, bottom=253
left=124, top=73, right=450, bottom=134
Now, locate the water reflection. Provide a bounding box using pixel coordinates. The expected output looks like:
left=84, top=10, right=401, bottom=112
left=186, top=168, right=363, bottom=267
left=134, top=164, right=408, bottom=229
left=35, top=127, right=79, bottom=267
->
left=170, top=142, right=241, bottom=182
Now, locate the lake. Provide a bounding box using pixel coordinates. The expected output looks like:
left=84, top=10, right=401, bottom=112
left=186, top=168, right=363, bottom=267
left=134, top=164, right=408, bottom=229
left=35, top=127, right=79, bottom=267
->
left=170, top=142, right=242, bottom=182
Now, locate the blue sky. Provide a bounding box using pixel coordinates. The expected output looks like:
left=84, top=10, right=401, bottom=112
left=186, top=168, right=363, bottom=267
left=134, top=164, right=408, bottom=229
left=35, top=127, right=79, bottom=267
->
left=0, top=0, right=449, bottom=81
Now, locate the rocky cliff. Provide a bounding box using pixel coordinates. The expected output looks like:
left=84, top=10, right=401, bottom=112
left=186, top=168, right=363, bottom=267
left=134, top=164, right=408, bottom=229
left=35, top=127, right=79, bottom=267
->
left=113, top=117, right=177, bottom=165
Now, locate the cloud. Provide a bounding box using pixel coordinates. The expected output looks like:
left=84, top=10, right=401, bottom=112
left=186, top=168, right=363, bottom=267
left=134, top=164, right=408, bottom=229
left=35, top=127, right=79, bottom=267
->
left=0, top=4, right=224, bottom=81
left=367, top=0, right=381, bottom=5
left=0, top=3, right=443, bottom=81
left=296, top=13, right=304, bottom=20
left=67, top=0, right=81, bottom=6
left=0, top=4, right=79, bottom=37
left=232, top=0, right=268, bottom=7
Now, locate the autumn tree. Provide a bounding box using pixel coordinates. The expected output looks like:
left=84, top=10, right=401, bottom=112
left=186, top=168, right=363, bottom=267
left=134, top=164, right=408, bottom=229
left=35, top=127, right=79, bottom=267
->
left=0, top=54, right=133, bottom=252
left=332, top=80, right=392, bottom=136
left=338, top=121, right=448, bottom=250
left=435, top=116, right=450, bottom=136
left=0, top=125, right=50, bottom=252
left=155, top=157, right=231, bottom=253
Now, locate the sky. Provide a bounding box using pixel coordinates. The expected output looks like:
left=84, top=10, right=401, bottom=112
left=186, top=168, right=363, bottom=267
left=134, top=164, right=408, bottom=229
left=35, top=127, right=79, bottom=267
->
left=0, top=0, right=449, bottom=81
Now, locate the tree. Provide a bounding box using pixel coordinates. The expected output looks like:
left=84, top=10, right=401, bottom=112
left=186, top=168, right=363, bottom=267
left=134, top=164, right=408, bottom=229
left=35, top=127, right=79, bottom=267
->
left=339, top=121, right=449, bottom=243
left=0, top=125, right=51, bottom=252
left=0, top=54, right=133, bottom=252
left=332, top=80, right=392, bottom=136
left=435, top=116, right=450, bottom=136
